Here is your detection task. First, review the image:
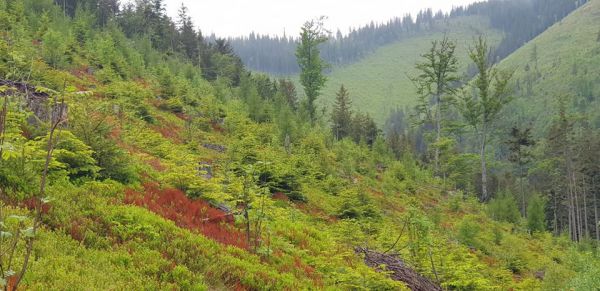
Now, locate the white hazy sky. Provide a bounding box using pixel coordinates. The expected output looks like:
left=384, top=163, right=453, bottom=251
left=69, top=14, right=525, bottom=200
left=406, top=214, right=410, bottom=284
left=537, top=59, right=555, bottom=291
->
left=159, top=0, right=483, bottom=38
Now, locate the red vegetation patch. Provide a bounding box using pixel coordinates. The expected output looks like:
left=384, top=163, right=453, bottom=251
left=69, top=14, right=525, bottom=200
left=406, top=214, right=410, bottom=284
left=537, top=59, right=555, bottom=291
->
left=233, top=282, right=248, bottom=291
left=294, top=256, right=322, bottom=286
left=109, top=124, right=122, bottom=140
left=6, top=275, right=17, bottom=291
left=22, top=197, right=51, bottom=215
left=134, top=78, right=152, bottom=89
left=147, top=158, right=166, bottom=172
left=296, top=203, right=337, bottom=223
left=211, top=122, right=224, bottom=133
left=271, top=192, right=289, bottom=202
left=153, top=124, right=182, bottom=143
left=69, top=66, right=99, bottom=87
left=69, top=218, right=85, bottom=242
left=152, top=116, right=183, bottom=143
left=124, top=182, right=248, bottom=249
left=175, top=112, right=190, bottom=121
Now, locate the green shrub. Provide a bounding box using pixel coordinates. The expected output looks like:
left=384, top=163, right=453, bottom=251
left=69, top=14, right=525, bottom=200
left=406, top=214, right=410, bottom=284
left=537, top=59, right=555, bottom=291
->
left=487, top=192, right=521, bottom=224
left=457, top=215, right=481, bottom=248
left=527, top=194, right=546, bottom=233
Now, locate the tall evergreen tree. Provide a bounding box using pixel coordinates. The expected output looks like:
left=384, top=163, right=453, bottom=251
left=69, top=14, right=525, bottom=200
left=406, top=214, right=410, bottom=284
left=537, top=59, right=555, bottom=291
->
left=506, top=126, right=536, bottom=215
left=278, top=79, right=298, bottom=111
left=296, top=17, right=328, bottom=124
left=96, top=0, right=119, bottom=26
left=331, top=85, right=353, bottom=140
left=177, top=4, right=199, bottom=63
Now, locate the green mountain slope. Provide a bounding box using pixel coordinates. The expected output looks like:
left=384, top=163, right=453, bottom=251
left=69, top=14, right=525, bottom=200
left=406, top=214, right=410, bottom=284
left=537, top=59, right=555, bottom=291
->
left=498, top=0, right=600, bottom=133
left=314, top=16, right=502, bottom=124
left=0, top=1, right=599, bottom=290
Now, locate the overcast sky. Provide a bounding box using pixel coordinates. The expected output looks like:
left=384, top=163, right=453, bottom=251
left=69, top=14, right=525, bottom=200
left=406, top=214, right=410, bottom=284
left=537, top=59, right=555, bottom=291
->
left=159, top=0, right=483, bottom=38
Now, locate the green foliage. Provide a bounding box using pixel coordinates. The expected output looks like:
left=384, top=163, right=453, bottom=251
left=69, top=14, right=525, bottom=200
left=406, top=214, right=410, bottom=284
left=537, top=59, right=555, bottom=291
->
left=0, top=1, right=597, bottom=290
left=487, top=192, right=521, bottom=224
left=100, top=81, right=152, bottom=100
left=296, top=16, right=328, bottom=123
left=41, top=29, right=68, bottom=68
left=526, top=194, right=546, bottom=233
left=331, top=85, right=352, bottom=140
left=313, top=17, right=502, bottom=124
left=457, top=214, right=481, bottom=248
left=32, top=131, right=100, bottom=180
left=336, top=188, right=380, bottom=220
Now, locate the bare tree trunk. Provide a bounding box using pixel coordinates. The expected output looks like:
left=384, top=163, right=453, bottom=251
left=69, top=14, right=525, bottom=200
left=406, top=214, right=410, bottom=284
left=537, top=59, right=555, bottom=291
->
left=434, top=93, right=441, bottom=176
left=480, top=127, right=488, bottom=201
left=553, top=190, right=558, bottom=235
left=428, top=246, right=439, bottom=283
left=583, top=177, right=589, bottom=239
left=520, top=164, right=526, bottom=216
left=244, top=207, right=251, bottom=248
left=594, top=178, right=599, bottom=241
left=0, top=95, right=8, bottom=160
left=574, top=173, right=583, bottom=241
left=567, top=177, right=575, bottom=241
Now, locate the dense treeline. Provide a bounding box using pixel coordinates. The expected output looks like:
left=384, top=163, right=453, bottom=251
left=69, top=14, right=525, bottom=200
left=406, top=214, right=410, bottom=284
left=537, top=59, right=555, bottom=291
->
left=229, top=0, right=586, bottom=75
left=383, top=33, right=600, bottom=244
left=229, top=9, right=444, bottom=75
left=453, top=0, right=588, bottom=63
left=52, top=0, right=244, bottom=85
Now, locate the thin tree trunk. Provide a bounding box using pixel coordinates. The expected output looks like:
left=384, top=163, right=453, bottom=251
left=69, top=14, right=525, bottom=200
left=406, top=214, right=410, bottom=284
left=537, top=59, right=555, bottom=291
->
left=520, top=163, right=526, bottom=216
left=553, top=190, right=558, bottom=235
left=244, top=207, right=251, bottom=248
left=15, top=98, right=65, bottom=289
left=567, top=177, right=575, bottom=241
left=480, top=127, right=488, bottom=201
left=593, top=177, right=599, bottom=241
left=434, top=93, right=441, bottom=176
left=428, top=245, right=439, bottom=283
left=574, top=173, right=583, bottom=241
left=583, top=177, right=589, bottom=239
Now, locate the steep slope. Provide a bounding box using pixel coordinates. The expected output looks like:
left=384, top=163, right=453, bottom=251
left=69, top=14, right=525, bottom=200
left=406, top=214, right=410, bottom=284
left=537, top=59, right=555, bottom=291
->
left=0, top=1, right=599, bottom=290
left=498, top=0, right=600, bottom=133
left=315, top=16, right=502, bottom=124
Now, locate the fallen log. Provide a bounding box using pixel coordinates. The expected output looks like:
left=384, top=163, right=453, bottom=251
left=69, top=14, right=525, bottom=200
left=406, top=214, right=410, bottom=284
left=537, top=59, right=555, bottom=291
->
left=355, top=247, right=442, bottom=291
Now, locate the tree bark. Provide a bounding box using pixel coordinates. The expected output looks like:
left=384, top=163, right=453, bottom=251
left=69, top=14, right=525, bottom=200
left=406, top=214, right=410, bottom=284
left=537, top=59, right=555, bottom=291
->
left=594, top=178, right=599, bottom=241
left=583, top=177, right=589, bottom=239
left=591, top=178, right=600, bottom=243
left=480, top=126, right=488, bottom=201
left=434, top=93, right=441, bottom=176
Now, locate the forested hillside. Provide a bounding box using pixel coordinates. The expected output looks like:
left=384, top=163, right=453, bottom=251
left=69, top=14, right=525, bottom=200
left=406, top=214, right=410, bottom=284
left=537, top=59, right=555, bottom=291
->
left=0, top=0, right=598, bottom=290
left=317, top=16, right=503, bottom=125
left=229, top=0, right=587, bottom=75
left=495, top=0, right=600, bottom=242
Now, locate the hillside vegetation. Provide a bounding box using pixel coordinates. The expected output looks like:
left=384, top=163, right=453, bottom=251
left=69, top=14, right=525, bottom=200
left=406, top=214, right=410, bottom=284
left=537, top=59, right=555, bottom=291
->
left=317, top=16, right=501, bottom=124
left=0, top=0, right=598, bottom=290
left=499, top=0, right=600, bottom=133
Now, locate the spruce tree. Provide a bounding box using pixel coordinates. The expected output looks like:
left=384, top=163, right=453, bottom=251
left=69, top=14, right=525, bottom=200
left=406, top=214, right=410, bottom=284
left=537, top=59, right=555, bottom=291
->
left=331, top=85, right=352, bottom=140
left=177, top=4, right=199, bottom=63
left=527, top=194, right=546, bottom=233
left=506, top=126, right=536, bottom=215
